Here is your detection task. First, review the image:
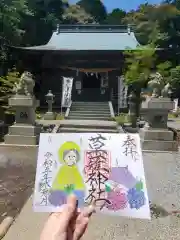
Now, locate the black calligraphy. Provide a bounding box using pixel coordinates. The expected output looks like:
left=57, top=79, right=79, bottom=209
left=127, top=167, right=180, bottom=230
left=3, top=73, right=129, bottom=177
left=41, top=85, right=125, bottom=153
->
left=122, top=135, right=138, bottom=161
left=48, top=136, right=52, bottom=144
left=39, top=152, right=53, bottom=205
left=85, top=134, right=111, bottom=209
left=88, top=134, right=107, bottom=150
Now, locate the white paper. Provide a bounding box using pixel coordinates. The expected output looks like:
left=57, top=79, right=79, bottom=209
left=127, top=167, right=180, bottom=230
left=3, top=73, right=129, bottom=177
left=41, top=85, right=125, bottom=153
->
left=33, top=133, right=150, bottom=219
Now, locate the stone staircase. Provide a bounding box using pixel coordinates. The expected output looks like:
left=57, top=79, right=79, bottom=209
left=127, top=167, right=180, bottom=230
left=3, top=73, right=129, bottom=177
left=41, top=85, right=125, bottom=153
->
left=57, top=119, right=118, bottom=133
left=68, top=102, right=111, bottom=120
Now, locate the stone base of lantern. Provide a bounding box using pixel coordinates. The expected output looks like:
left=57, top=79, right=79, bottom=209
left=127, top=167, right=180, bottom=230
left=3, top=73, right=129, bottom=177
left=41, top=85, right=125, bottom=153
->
left=4, top=94, right=40, bottom=146
left=140, top=128, right=178, bottom=151
left=43, top=112, right=56, bottom=120
left=4, top=124, right=41, bottom=145
left=4, top=134, right=39, bottom=145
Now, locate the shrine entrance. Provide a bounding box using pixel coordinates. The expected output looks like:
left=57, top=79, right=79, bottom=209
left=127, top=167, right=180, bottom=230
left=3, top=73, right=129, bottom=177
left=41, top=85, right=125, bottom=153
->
left=82, top=73, right=101, bottom=89
left=74, top=72, right=109, bottom=102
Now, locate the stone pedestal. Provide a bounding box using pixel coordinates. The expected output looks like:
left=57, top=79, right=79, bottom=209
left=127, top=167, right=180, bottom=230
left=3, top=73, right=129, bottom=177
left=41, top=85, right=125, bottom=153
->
left=140, top=97, right=177, bottom=151
left=4, top=95, right=40, bottom=145
left=44, top=112, right=56, bottom=120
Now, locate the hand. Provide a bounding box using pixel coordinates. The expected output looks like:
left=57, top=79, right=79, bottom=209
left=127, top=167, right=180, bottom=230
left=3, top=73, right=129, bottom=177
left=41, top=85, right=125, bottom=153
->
left=40, top=195, right=95, bottom=240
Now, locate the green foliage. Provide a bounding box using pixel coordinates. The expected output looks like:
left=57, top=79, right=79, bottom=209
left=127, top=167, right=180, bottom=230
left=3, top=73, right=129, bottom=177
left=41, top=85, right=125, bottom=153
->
left=170, top=65, right=180, bottom=88
left=156, top=61, right=172, bottom=84
left=104, top=8, right=126, bottom=24
left=115, top=114, right=130, bottom=125
left=56, top=114, right=64, bottom=120
left=123, top=45, right=156, bottom=87
left=0, top=68, right=20, bottom=111
left=77, top=0, right=107, bottom=23
left=62, top=4, right=94, bottom=24
left=0, top=68, right=20, bottom=97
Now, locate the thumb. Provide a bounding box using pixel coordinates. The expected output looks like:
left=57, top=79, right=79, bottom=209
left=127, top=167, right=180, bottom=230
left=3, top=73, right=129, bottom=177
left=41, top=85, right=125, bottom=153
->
left=59, top=194, right=77, bottom=230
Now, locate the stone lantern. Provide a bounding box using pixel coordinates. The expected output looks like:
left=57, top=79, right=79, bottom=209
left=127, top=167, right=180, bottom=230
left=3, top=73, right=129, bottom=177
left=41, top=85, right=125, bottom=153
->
left=44, top=90, right=56, bottom=120
left=140, top=91, right=176, bottom=151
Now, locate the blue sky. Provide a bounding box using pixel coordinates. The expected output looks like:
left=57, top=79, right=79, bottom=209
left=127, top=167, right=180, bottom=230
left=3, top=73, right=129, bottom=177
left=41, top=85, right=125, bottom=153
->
left=70, top=0, right=163, bottom=12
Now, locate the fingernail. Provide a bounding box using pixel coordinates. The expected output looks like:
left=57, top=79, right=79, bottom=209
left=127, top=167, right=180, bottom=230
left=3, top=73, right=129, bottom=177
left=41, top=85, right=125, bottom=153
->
left=67, top=194, right=76, bottom=202
left=67, top=194, right=77, bottom=208
left=91, top=199, right=96, bottom=207
left=89, top=205, right=96, bottom=213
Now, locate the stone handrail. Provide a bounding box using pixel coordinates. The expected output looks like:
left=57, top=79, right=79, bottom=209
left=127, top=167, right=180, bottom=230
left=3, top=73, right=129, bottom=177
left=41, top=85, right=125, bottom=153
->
left=108, top=101, right=115, bottom=118
left=65, top=101, right=72, bottom=118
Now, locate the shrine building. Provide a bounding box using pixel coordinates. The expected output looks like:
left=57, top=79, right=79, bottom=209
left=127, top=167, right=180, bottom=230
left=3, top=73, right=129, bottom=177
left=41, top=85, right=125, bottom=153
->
left=12, top=24, right=140, bottom=112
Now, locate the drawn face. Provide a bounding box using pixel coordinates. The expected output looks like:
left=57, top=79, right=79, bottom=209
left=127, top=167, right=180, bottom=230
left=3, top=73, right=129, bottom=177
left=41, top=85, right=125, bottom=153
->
left=64, top=150, right=77, bottom=166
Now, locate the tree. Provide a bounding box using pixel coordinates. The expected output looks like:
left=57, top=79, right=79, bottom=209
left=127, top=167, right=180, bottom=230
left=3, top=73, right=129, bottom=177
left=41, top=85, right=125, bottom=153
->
left=169, top=65, right=180, bottom=99
left=122, top=3, right=180, bottom=47
left=0, top=68, right=20, bottom=108
left=170, top=65, right=180, bottom=88
left=20, top=0, right=69, bottom=46
left=156, top=61, right=172, bottom=84
left=123, top=45, right=157, bottom=117
left=123, top=45, right=156, bottom=88
left=62, top=4, right=94, bottom=24
left=77, top=0, right=107, bottom=23
left=105, top=8, right=126, bottom=25
left=122, top=4, right=157, bottom=45
left=0, top=0, right=31, bottom=65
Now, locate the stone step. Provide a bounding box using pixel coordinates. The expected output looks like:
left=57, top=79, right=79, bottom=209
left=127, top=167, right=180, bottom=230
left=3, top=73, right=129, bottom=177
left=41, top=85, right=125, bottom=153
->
left=59, top=120, right=117, bottom=129
left=59, top=127, right=118, bottom=133
left=69, top=113, right=110, bottom=117
left=71, top=105, right=109, bottom=109
left=72, top=102, right=109, bottom=106
left=72, top=104, right=109, bottom=108
left=71, top=107, right=110, bottom=111
left=68, top=116, right=110, bottom=120
left=70, top=110, right=110, bottom=114
left=73, top=102, right=108, bottom=105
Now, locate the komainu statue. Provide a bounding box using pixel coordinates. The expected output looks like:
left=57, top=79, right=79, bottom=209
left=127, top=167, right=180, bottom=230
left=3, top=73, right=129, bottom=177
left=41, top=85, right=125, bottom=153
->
left=14, top=71, right=35, bottom=96
left=148, top=72, right=163, bottom=98
left=161, top=83, right=171, bottom=98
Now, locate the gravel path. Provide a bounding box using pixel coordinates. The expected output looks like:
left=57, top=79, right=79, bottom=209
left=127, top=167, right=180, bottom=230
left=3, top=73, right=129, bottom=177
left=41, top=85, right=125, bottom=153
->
left=0, top=166, right=35, bottom=223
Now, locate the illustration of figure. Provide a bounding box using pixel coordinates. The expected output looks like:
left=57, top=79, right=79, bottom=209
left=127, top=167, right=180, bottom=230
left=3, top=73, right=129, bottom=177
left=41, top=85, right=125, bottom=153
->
left=49, top=141, right=85, bottom=207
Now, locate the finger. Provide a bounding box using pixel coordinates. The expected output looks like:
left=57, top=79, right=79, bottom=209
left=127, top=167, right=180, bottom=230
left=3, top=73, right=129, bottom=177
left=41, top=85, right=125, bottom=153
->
left=82, top=204, right=96, bottom=218
left=58, top=194, right=77, bottom=229
left=75, top=204, right=95, bottom=229
left=73, top=217, right=89, bottom=240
